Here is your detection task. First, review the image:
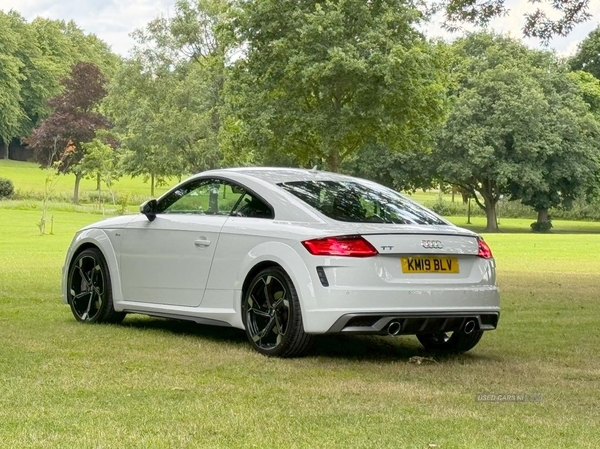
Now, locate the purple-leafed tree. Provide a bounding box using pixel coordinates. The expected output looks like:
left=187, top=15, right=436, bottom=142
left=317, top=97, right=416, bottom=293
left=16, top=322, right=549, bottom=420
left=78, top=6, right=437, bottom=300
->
left=27, top=61, right=111, bottom=204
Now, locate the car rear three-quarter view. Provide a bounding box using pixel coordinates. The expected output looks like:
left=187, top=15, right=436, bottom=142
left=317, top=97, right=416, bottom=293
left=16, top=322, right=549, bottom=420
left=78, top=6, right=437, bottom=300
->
left=275, top=176, right=500, bottom=356
left=62, top=167, right=499, bottom=358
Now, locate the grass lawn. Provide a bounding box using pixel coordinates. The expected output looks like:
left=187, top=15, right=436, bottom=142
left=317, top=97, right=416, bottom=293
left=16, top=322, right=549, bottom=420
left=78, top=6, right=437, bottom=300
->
left=448, top=216, right=600, bottom=234
left=0, top=159, right=176, bottom=199
left=1, top=159, right=455, bottom=203
left=1, top=210, right=600, bottom=448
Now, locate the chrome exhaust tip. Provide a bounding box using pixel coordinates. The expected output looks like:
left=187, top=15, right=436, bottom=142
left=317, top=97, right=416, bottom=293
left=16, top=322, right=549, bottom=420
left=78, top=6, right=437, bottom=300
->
left=387, top=321, right=402, bottom=336
left=464, top=319, right=477, bottom=335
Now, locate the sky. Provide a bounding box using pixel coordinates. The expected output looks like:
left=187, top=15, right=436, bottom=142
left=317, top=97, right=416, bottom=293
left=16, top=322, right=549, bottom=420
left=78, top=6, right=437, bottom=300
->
left=0, top=0, right=599, bottom=57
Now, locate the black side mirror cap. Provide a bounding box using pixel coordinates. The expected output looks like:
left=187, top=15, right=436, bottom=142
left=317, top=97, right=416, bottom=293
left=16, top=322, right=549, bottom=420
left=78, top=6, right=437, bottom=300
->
left=140, top=199, right=158, bottom=222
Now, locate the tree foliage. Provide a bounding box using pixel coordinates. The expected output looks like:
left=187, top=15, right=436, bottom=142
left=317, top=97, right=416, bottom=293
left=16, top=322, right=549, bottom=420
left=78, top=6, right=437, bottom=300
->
left=106, top=59, right=192, bottom=195
left=507, top=70, right=600, bottom=219
left=80, top=137, right=121, bottom=195
left=225, top=0, right=450, bottom=172
left=4, top=1, right=598, bottom=221
left=0, top=12, right=24, bottom=153
left=568, top=70, right=600, bottom=115
left=0, top=10, right=119, bottom=158
left=106, top=0, right=228, bottom=193
left=570, top=25, right=600, bottom=80
left=440, top=0, right=592, bottom=42
left=341, top=144, right=436, bottom=192
left=432, top=33, right=600, bottom=232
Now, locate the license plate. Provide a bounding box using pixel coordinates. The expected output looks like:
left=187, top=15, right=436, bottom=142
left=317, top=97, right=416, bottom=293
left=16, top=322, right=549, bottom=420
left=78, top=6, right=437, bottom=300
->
left=401, top=257, right=459, bottom=274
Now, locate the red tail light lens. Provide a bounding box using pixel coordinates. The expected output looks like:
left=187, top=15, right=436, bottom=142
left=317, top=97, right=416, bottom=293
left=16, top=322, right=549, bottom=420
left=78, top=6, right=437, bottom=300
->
left=477, top=238, right=493, bottom=259
left=302, top=235, right=378, bottom=257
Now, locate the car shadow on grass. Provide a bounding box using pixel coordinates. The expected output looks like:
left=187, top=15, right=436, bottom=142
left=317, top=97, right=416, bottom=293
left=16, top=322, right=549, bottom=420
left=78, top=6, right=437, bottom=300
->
left=121, top=315, right=247, bottom=345
left=118, top=316, right=494, bottom=363
left=313, top=334, right=421, bottom=359
left=311, top=334, right=496, bottom=364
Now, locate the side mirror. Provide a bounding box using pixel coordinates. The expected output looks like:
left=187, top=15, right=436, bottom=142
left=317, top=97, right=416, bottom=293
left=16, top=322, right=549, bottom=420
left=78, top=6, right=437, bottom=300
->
left=140, top=199, right=158, bottom=222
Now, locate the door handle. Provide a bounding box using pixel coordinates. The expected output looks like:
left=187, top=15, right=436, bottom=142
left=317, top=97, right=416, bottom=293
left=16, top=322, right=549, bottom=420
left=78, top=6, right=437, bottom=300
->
left=194, top=238, right=211, bottom=247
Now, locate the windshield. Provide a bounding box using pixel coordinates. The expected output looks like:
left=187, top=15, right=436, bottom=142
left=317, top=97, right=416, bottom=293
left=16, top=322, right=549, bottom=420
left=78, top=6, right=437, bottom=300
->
left=278, top=180, right=447, bottom=225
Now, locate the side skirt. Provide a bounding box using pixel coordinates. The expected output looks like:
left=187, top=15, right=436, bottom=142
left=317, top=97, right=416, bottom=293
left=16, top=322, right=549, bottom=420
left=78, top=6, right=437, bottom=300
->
left=120, top=309, right=233, bottom=327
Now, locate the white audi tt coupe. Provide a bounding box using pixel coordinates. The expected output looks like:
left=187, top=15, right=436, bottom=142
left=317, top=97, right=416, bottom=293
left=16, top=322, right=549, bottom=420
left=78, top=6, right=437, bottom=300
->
left=63, top=168, right=500, bottom=357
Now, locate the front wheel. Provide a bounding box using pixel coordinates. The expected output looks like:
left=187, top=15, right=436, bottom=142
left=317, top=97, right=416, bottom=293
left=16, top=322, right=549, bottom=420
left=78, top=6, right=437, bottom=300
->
left=67, top=247, right=125, bottom=324
left=242, top=267, right=313, bottom=357
left=417, top=329, right=484, bottom=354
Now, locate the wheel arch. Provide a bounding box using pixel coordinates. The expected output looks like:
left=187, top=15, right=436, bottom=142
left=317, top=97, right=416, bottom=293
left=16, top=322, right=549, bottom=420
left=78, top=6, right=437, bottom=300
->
left=70, top=242, right=101, bottom=261
left=241, top=261, right=283, bottom=300
left=62, top=229, right=123, bottom=306
left=234, top=242, right=317, bottom=331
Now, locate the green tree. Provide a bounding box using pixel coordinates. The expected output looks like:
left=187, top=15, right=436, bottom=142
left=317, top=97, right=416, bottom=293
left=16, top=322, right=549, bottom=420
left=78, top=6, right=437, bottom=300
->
left=106, top=0, right=228, bottom=192
left=508, top=70, right=600, bottom=226
left=436, top=67, right=543, bottom=231
left=106, top=60, right=202, bottom=196
left=433, top=33, right=600, bottom=232
left=79, top=137, right=121, bottom=198
left=0, top=12, right=26, bottom=159
left=225, top=0, right=449, bottom=172
left=26, top=62, right=112, bottom=204
left=570, top=26, right=600, bottom=80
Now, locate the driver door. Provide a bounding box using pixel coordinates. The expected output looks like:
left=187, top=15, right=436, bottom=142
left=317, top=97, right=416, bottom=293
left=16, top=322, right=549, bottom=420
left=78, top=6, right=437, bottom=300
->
left=119, top=178, right=245, bottom=307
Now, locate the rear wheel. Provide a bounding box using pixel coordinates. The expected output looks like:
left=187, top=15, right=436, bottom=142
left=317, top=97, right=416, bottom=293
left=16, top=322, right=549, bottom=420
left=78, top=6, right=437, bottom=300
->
left=242, top=267, right=313, bottom=357
left=67, top=248, right=125, bottom=324
left=417, top=330, right=483, bottom=354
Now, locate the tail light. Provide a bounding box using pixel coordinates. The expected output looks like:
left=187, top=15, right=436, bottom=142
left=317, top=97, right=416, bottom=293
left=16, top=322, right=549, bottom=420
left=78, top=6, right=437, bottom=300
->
left=302, top=235, right=378, bottom=257
left=477, top=238, right=493, bottom=259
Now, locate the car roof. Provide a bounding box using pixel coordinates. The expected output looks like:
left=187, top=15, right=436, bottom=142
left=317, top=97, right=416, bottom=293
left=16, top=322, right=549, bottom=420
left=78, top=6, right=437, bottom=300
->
left=206, top=167, right=359, bottom=185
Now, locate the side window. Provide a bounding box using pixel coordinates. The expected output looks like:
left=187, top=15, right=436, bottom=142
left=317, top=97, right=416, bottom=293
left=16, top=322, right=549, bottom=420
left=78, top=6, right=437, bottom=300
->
left=157, top=179, right=246, bottom=215
left=231, top=192, right=273, bottom=219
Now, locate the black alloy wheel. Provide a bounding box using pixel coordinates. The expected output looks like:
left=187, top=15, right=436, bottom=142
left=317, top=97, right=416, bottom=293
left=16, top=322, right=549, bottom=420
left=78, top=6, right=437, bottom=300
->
left=67, top=248, right=125, bottom=324
left=242, top=267, right=313, bottom=357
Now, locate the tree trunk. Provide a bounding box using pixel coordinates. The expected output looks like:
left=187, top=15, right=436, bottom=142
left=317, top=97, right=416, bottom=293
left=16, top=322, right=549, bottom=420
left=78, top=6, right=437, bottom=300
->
left=484, top=202, right=499, bottom=232
left=98, top=175, right=102, bottom=213
left=537, top=208, right=549, bottom=224
left=461, top=190, right=469, bottom=204
left=150, top=173, right=155, bottom=197
left=0, top=141, right=8, bottom=159
left=467, top=199, right=472, bottom=224
left=326, top=149, right=340, bottom=173
left=73, top=173, right=82, bottom=205
left=96, top=173, right=101, bottom=191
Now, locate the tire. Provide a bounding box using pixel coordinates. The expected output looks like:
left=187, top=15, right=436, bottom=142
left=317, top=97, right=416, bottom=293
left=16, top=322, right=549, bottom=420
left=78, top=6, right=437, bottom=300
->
left=67, top=247, right=125, bottom=324
left=242, top=266, right=313, bottom=357
left=417, top=329, right=484, bottom=354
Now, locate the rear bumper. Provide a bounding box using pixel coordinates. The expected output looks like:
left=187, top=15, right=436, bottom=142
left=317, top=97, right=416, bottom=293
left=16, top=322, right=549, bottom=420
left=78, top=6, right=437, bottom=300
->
left=326, top=310, right=500, bottom=335
left=300, top=286, right=500, bottom=333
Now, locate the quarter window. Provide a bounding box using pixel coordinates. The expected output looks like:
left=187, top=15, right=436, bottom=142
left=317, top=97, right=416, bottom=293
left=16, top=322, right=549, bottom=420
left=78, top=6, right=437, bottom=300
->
left=231, top=193, right=273, bottom=218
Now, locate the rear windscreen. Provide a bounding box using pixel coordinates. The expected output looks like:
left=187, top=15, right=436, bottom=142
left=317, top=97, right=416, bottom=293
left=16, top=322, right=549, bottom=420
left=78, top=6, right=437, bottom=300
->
left=278, top=180, right=447, bottom=225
